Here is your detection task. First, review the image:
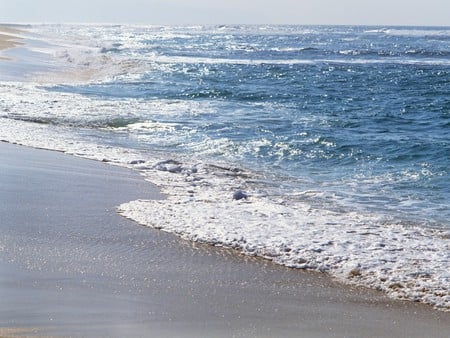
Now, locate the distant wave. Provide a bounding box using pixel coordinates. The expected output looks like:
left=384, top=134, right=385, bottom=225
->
left=150, top=54, right=450, bottom=67
left=365, top=27, right=450, bottom=39
left=384, top=28, right=450, bottom=37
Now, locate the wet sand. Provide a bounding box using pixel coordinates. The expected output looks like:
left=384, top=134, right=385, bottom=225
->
left=0, top=26, right=23, bottom=58
left=0, top=141, right=448, bottom=337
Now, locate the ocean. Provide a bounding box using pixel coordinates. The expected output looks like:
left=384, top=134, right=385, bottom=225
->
left=0, top=24, right=449, bottom=311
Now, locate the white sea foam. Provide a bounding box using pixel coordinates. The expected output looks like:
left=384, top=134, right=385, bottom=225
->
left=364, top=27, right=450, bottom=37
left=383, top=28, right=450, bottom=37
left=118, top=197, right=450, bottom=312
left=146, top=54, right=450, bottom=67
left=117, top=148, right=449, bottom=313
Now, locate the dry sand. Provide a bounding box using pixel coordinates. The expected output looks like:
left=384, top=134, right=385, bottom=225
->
left=0, top=142, right=449, bottom=337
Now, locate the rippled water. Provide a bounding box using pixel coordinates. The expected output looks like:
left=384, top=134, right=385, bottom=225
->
left=24, top=24, right=448, bottom=227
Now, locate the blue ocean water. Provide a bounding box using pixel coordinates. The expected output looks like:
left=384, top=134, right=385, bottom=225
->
left=41, top=25, right=449, bottom=228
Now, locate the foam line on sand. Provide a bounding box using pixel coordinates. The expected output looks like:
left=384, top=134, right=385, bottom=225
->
left=0, top=142, right=449, bottom=337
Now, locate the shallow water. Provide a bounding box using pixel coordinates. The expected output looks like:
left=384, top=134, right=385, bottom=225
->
left=0, top=24, right=449, bottom=311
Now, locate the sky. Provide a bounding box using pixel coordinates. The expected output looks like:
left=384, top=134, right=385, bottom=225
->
left=1, top=0, right=449, bottom=26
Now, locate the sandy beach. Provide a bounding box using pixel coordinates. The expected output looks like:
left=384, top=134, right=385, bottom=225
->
left=0, top=26, right=23, bottom=58
left=0, top=141, right=448, bottom=337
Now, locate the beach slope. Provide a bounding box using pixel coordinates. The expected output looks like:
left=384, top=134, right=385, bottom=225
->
left=0, top=26, right=23, bottom=58
left=0, top=142, right=449, bottom=337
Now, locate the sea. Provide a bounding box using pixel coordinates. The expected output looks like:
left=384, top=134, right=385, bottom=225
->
left=0, top=24, right=449, bottom=311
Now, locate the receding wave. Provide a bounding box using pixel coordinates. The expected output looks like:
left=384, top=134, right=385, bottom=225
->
left=2, top=113, right=142, bottom=129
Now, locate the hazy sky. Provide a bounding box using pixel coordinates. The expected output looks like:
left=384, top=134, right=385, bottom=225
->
left=1, top=0, right=449, bottom=26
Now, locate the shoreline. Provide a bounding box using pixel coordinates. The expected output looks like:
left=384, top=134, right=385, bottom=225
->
left=0, top=79, right=448, bottom=312
left=0, top=141, right=449, bottom=337
left=0, top=23, right=449, bottom=335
